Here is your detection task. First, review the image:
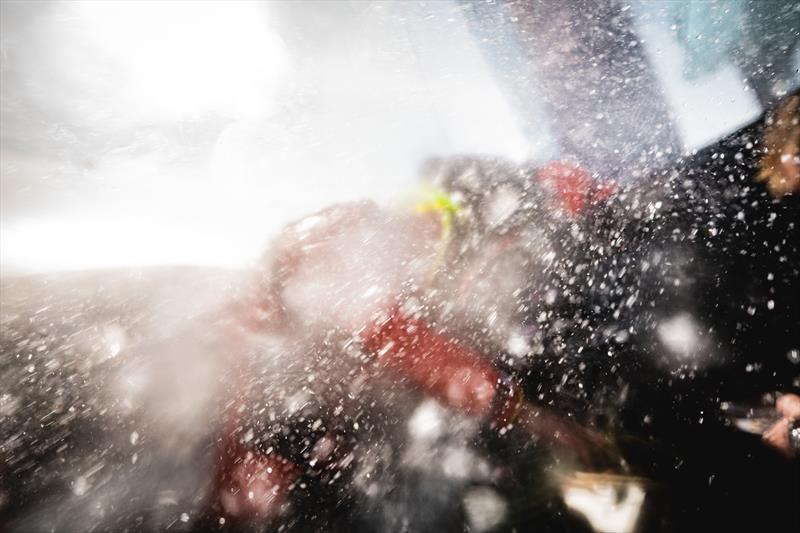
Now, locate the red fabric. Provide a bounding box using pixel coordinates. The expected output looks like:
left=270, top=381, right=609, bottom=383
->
left=535, top=160, right=616, bottom=214
left=216, top=447, right=297, bottom=519
left=361, top=310, right=499, bottom=417
left=214, top=300, right=297, bottom=521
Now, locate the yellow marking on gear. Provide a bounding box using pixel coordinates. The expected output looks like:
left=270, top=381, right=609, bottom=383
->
left=413, top=185, right=460, bottom=281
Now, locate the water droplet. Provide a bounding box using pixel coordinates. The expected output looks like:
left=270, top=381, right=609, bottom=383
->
left=73, top=476, right=89, bottom=496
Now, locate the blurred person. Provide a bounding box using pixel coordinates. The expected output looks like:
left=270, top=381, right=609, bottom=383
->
left=755, top=95, right=800, bottom=460
left=208, top=158, right=618, bottom=531
left=208, top=92, right=800, bottom=530
left=600, top=90, right=800, bottom=532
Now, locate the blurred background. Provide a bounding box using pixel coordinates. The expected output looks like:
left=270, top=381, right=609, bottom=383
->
left=2, top=0, right=797, bottom=273
left=1, top=3, right=799, bottom=533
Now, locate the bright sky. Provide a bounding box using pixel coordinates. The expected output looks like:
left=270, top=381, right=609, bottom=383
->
left=0, top=1, right=529, bottom=273
left=3, top=1, right=795, bottom=274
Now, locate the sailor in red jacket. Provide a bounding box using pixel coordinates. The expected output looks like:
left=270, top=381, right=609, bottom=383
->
left=211, top=159, right=616, bottom=527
